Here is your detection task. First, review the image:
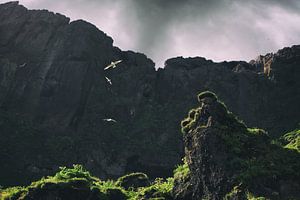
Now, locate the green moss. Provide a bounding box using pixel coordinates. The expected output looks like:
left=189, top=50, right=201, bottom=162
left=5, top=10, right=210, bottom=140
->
left=197, top=91, right=218, bottom=102
left=134, top=178, right=174, bottom=200
left=188, top=109, right=197, bottom=119
left=280, top=128, right=300, bottom=152
left=173, top=159, right=190, bottom=180
left=246, top=192, right=266, bottom=200
left=223, top=185, right=242, bottom=200
left=0, top=165, right=176, bottom=200
left=54, top=164, right=93, bottom=181
left=219, top=124, right=300, bottom=188
left=222, top=125, right=299, bottom=184
left=116, top=172, right=149, bottom=190
left=0, top=186, right=27, bottom=200
left=181, top=107, right=202, bottom=134
left=181, top=117, right=192, bottom=134
left=247, top=128, right=268, bottom=136
left=0, top=165, right=129, bottom=200
left=181, top=118, right=190, bottom=127
left=181, top=91, right=247, bottom=135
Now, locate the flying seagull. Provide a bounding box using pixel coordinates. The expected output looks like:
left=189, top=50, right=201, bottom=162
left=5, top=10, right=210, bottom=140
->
left=102, top=118, right=117, bottom=123
left=104, top=60, right=122, bottom=70
left=18, top=63, right=27, bottom=68
left=105, top=76, right=112, bottom=85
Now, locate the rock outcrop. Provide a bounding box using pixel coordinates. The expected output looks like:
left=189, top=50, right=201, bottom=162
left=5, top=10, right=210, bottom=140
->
left=173, top=92, right=300, bottom=200
left=0, top=1, right=300, bottom=187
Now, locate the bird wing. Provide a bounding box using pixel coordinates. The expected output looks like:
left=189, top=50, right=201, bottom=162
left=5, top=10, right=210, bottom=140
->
left=102, top=118, right=117, bottom=123
left=104, top=60, right=122, bottom=70
left=105, top=76, right=112, bottom=85
left=115, top=60, right=122, bottom=64
left=18, top=63, right=27, bottom=68
left=104, top=63, right=113, bottom=70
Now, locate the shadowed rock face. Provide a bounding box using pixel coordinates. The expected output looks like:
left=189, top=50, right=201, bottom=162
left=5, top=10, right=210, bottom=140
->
left=0, top=2, right=299, bottom=186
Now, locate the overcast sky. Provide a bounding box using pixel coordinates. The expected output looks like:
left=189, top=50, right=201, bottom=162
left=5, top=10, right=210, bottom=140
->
left=1, top=0, right=300, bottom=67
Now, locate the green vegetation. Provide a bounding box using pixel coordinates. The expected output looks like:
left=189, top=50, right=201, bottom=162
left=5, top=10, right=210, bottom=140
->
left=173, top=159, right=190, bottom=180
left=181, top=91, right=221, bottom=134
left=0, top=165, right=174, bottom=200
left=0, top=186, right=27, bottom=200
left=181, top=91, right=300, bottom=199
left=0, top=164, right=127, bottom=200
left=181, top=91, right=245, bottom=134
left=246, top=192, right=266, bottom=200
left=180, top=108, right=201, bottom=134
left=220, top=124, right=300, bottom=188
left=224, top=189, right=268, bottom=200
left=223, top=185, right=242, bottom=200
left=280, top=128, right=300, bottom=152
left=116, top=172, right=149, bottom=189
left=247, top=128, right=268, bottom=136
left=217, top=120, right=299, bottom=199
left=134, top=178, right=174, bottom=200
left=1, top=91, right=299, bottom=199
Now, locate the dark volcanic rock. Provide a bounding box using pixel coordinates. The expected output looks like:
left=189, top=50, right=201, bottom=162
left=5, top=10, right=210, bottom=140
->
left=173, top=92, right=300, bottom=200
left=0, top=1, right=300, bottom=187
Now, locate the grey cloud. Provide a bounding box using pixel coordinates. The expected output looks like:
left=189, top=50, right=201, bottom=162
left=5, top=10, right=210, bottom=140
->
left=0, top=0, right=300, bottom=67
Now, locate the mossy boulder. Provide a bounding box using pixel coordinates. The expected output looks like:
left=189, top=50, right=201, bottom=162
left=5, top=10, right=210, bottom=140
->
left=0, top=166, right=174, bottom=200
left=0, top=165, right=127, bottom=200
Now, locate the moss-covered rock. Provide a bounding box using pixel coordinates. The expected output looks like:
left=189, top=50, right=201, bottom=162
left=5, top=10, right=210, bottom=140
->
left=174, top=91, right=300, bottom=200
left=0, top=165, right=175, bottom=200
left=279, top=128, right=300, bottom=152
left=0, top=165, right=127, bottom=200
left=135, top=178, right=174, bottom=200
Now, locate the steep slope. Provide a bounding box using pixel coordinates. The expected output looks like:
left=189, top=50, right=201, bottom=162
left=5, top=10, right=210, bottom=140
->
left=173, top=92, right=300, bottom=200
left=0, top=1, right=299, bottom=186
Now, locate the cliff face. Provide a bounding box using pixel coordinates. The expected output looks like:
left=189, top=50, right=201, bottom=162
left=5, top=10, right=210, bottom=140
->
left=0, top=1, right=299, bottom=186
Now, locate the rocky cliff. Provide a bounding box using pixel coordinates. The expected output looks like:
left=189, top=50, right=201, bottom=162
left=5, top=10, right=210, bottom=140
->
left=0, top=1, right=299, bottom=187
left=173, top=92, right=300, bottom=200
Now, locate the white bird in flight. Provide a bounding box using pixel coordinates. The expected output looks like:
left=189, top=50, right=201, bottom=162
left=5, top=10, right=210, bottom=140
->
left=102, top=118, right=117, bottom=123
left=105, top=76, right=112, bottom=85
left=18, top=63, right=27, bottom=68
left=104, top=60, right=122, bottom=70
